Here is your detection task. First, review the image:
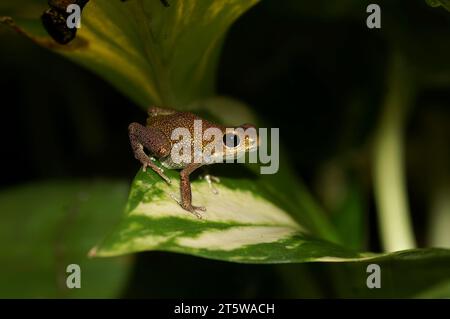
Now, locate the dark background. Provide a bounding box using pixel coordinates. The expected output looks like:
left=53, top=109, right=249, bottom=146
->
left=1, top=0, right=449, bottom=297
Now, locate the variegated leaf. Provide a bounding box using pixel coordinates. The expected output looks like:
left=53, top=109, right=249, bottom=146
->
left=91, top=168, right=361, bottom=263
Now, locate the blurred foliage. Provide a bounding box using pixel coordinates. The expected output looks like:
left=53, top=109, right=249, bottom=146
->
left=0, top=181, right=131, bottom=298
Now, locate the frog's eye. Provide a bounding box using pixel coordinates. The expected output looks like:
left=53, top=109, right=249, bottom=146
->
left=223, top=133, right=240, bottom=148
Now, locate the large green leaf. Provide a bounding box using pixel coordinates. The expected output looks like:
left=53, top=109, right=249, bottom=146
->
left=1, top=0, right=259, bottom=109
left=91, top=167, right=360, bottom=262
left=91, top=165, right=450, bottom=269
left=0, top=181, right=132, bottom=298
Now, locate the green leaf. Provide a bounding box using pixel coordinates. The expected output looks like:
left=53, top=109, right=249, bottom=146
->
left=0, top=181, right=132, bottom=298
left=1, top=0, right=259, bottom=109
left=91, top=166, right=450, bottom=269
left=91, top=168, right=361, bottom=262
left=87, top=165, right=450, bottom=263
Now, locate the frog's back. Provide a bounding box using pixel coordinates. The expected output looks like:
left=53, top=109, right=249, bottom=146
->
left=146, top=109, right=224, bottom=140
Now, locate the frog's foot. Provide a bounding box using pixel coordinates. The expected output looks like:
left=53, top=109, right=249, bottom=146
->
left=142, top=160, right=171, bottom=184
left=169, top=193, right=205, bottom=219
left=183, top=204, right=206, bottom=219
left=200, top=174, right=221, bottom=195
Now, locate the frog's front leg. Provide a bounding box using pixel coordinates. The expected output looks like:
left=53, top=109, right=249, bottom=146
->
left=180, top=163, right=206, bottom=218
left=128, top=123, right=171, bottom=184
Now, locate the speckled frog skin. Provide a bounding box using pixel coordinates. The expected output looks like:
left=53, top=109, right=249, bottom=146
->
left=128, top=106, right=258, bottom=218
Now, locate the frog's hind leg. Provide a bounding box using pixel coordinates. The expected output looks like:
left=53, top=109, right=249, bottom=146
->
left=148, top=106, right=177, bottom=117
left=179, top=163, right=206, bottom=218
left=128, top=122, right=172, bottom=184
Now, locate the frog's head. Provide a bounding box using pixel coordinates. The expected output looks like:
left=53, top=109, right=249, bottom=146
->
left=200, top=123, right=258, bottom=165
left=220, top=123, right=259, bottom=161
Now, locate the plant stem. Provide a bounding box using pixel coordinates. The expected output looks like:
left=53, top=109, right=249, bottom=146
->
left=373, top=50, right=417, bottom=252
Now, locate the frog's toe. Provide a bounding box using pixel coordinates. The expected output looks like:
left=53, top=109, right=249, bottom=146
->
left=183, top=204, right=206, bottom=219
left=202, top=174, right=221, bottom=195
left=193, top=205, right=206, bottom=212
left=191, top=207, right=205, bottom=219
left=158, top=172, right=171, bottom=184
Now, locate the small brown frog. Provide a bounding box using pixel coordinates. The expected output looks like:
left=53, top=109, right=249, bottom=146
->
left=128, top=106, right=258, bottom=218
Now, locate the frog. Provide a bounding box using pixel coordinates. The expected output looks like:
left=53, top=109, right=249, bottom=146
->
left=128, top=106, right=258, bottom=218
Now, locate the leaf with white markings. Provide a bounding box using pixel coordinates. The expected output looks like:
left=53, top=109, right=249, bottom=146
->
left=91, top=168, right=361, bottom=262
